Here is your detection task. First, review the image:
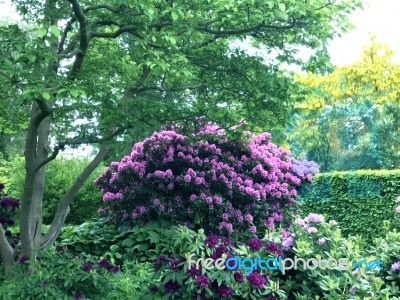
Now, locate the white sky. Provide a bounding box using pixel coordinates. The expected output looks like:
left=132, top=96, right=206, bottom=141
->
left=328, top=0, right=400, bottom=65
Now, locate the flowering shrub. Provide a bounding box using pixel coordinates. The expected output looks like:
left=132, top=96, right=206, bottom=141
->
left=94, top=125, right=316, bottom=237
left=143, top=225, right=291, bottom=299
left=290, top=213, right=399, bottom=299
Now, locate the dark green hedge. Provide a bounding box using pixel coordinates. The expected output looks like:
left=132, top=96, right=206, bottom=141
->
left=298, top=170, right=400, bottom=242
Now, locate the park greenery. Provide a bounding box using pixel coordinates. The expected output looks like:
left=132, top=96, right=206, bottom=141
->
left=1, top=0, right=400, bottom=299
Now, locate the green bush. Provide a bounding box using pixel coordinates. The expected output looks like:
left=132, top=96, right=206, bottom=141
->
left=5, top=156, right=104, bottom=224
left=298, top=170, right=400, bottom=242
left=0, top=247, right=152, bottom=300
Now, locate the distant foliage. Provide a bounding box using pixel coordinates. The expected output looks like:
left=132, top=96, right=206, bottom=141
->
left=95, top=124, right=315, bottom=237
left=5, top=157, right=104, bottom=225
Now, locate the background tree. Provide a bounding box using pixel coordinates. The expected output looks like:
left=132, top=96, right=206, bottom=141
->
left=0, top=0, right=361, bottom=275
left=290, top=36, right=400, bottom=171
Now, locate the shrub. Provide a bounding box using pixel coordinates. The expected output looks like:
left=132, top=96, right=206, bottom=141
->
left=5, top=156, right=104, bottom=225
left=0, top=245, right=153, bottom=299
left=94, top=124, right=315, bottom=238
left=298, top=170, right=400, bottom=242
left=137, top=214, right=399, bottom=299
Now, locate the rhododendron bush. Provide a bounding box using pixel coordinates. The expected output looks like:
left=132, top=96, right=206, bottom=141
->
left=94, top=124, right=315, bottom=237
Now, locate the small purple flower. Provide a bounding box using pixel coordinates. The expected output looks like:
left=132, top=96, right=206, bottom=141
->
left=214, top=196, right=222, bottom=205
left=396, top=206, right=400, bottom=214
left=75, top=291, right=84, bottom=300
left=184, top=175, right=191, bottom=183
left=349, top=286, right=357, bottom=295
left=97, top=208, right=106, bottom=214
left=329, top=220, right=337, bottom=225
left=307, top=213, right=324, bottom=223
left=164, top=280, right=179, bottom=293
left=149, top=285, right=158, bottom=293
left=188, top=267, right=201, bottom=277
left=249, top=226, right=257, bottom=233
left=189, top=194, right=197, bottom=201
left=195, top=177, right=203, bottom=185
left=56, top=246, right=65, bottom=254
left=244, top=214, right=253, bottom=222
left=81, top=263, right=92, bottom=271
left=234, top=272, right=244, bottom=282
left=282, top=236, right=294, bottom=250
left=18, top=255, right=29, bottom=264
left=266, top=242, right=279, bottom=254
left=217, top=285, right=233, bottom=298
left=317, top=238, right=326, bottom=246
left=205, top=235, right=219, bottom=248
left=249, top=238, right=263, bottom=251
left=307, top=227, right=318, bottom=233
left=196, top=275, right=210, bottom=287
left=247, top=271, right=267, bottom=288
left=390, top=261, right=400, bottom=272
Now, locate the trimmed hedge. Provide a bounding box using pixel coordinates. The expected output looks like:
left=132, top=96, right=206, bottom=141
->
left=298, top=170, right=400, bottom=242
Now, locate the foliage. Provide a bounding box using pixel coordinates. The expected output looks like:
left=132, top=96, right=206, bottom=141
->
left=296, top=35, right=400, bottom=109
left=289, top=213, right=398, bottom=299
left=290, top=37, right=400, bottom=171
left=93, top=125, right=318, bottom=238
left=0, top=246, right=153, bottom=300
left=135, top=215, right=398, bottom=299
left=298, top=170, right=400, bottom=242
left=5, top=156, right=104, bottom=225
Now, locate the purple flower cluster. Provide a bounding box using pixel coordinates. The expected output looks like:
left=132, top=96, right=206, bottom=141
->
left=196, top=275, right=210, bottom=287
left=290, top=158, right=319, bottom=182
left=217, top=285, right=233, bottom=298
left=164, top=280, right=180, bottom=293
left=390, top=261, right=400, bottom=272
left=247, top=271, right=267, bottom=288
left=81, top=263, right=93, bottom=271
left=97, top=259, right=120, bottom=272
left=249, top=238, right=263, bottom=251
left=94, top=124, right=303, bottom=236
left=295, top=213, right=324, bottom=233
left=266, top=242, right=283, bottom=256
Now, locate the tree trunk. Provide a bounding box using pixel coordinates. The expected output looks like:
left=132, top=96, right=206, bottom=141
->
left=0, top=226, right=14, bottom=277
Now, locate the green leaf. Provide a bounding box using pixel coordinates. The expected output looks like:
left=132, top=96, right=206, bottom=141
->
left=171, top=10, right=178, bottom=21
left=42, top=92, right=51, bottom=100
left=50, top=25, right=60, bottom=37
left=70, top=89, right=79, bottom=97
left=37, top=27, right=47, bottom=38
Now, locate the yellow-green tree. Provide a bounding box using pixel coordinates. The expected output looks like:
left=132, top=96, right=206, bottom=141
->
left=290, top=36, right=400, bottom=171
left=296, top=35, right=400, bottom=110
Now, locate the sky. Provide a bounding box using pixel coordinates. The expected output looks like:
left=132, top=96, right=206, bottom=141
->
left=328, top=0, right=400, bottom=65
